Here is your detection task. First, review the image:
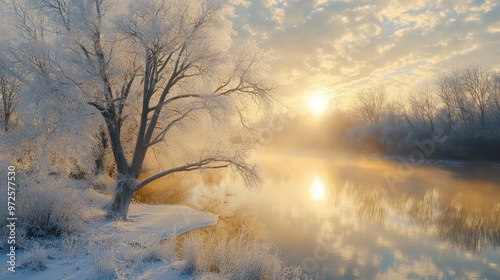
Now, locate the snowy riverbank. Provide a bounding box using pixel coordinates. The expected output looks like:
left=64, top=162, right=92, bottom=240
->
left=0, top=204, right=218, bottom=279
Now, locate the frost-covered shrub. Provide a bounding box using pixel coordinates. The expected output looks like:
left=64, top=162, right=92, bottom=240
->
left=90, top=174, right=115, bottom=194
left=126, top=232, right=177, bottom=264
left=61, top=234, right=86, bottom=258
left=87, top=226, right=178, bottom=279
left=90, top=245, right=119, bottom=280
left=344, top=123, right=385, bottom=154
left=19, top=244, right=50, bottom=271
left=88, top=231, right=122, bottom=280
left=16, top=175, right=103, bottom=237
left=439, top=128, right=500, bottom=160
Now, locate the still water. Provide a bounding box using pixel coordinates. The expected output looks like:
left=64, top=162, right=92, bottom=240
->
left=227, top=151, right=500, bottom=279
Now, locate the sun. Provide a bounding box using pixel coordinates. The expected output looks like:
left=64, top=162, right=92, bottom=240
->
left=309, top=95, right=328, bottom=115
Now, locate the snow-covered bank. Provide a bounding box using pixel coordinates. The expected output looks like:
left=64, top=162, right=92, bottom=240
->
left=120, top=204, right=218, bottom=245
left=0, top=204, right=218, bottom=280
left=1, top=201, right=305, bottom=280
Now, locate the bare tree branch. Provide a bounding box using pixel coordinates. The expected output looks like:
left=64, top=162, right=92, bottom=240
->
left=137, top=154, right=260, bottom=190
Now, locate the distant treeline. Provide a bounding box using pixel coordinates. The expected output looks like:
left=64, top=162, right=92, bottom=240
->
left=272, top=65, right=500, bottom=161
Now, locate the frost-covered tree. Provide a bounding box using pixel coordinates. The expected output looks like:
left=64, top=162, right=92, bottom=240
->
left=461, top=66, right=497, bottom=127
left=0, top=0, right=101, bottom=178
left=0, top=68, right=18, bottom=132
left=493, top=74, right=500, bottom=119
left=438, top=66, right=497, bottom=129
left=352, top=86, right=386, bottom=124
left=407, top=86, right=440, bottom=132
left=4, top=0, right=275, bottom=220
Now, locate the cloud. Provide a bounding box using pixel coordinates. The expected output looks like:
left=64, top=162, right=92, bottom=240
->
left=233, top=0, right=500, bottom=108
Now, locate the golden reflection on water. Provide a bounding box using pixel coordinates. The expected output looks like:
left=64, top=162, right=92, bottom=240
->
left=310, top=177, right=325, bottom=201
left=248, top=151, right=500, bottom=279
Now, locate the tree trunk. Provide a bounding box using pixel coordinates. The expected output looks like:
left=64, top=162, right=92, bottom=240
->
left=90, top=104, right=137, bottom=220
left=108, top=177, right=136, bottom=220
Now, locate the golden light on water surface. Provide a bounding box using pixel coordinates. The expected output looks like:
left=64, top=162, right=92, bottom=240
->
left=310, top=177, right=325, bottom=200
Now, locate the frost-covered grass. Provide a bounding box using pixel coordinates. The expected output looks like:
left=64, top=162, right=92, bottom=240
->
left=177, top=195, right=304, bottom=279
left=127, top=232, right=178, bottom=263
left=0, top=173, right=108, bottom=252
left=16, top=178, right=103, bottom=237
left=88, top=230, right=122, bottom=279
left=181, top=228, right=302, bottom=279
left=19, top=243, right=51, bottom=271
left=18, top=180, right=97, bottom=237
left=84, top=216, right=207, bottom=279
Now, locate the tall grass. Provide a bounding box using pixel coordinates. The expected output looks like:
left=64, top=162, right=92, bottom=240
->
left=19, top=243, right=51, bottom=271
left=19, top=178, right=104, bottom=237
left=87, top=224, right=179, bottom=280
left=133, top=172, right=193, bottom=205
left=181, top=227, right=301, bottom=279
left=178, top=194, right=303, bottom=279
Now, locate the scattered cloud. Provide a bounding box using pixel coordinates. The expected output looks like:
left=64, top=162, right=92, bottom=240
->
left=233, top=0, right=500, bottom=108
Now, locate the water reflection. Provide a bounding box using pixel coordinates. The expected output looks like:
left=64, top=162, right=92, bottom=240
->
left=310, top=177, right=325, bottom=201
left=241, top=152, right=500, bottom=279
left=348, top=182, right=500, bottom=252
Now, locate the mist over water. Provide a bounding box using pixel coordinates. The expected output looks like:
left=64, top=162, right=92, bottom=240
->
left=214, top=150, right=500, bottom=279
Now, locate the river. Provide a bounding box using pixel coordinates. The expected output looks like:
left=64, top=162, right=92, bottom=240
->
left=211, top=150, right=500, bottom=279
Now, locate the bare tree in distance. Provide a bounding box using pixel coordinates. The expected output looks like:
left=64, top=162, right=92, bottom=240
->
left=5, top=0, right=276, bottom=220
left=0, top=68, right=19, bottom=132
left=352, top=86, right=385, bottom=124
left=493, top=73, right=500, bottom=119
left=407, top=86, right=440, bottom=132
left=461, top=65, right=496, bottom=127
left=437, top=65, right=497, bottom=130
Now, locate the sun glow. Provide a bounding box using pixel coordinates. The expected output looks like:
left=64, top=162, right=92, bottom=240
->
left=310, top=177, right=325, bottom=200
left=309, top=94, right=328, bottom=115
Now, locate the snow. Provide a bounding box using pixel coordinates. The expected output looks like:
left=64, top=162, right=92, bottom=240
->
left=0, top=256, right=193, bottom=280
left=120, top=204, right=218, bottom=245
left=0, top=204, right=218, bottom=280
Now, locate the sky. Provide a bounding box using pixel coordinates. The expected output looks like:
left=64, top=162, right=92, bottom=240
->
left=231, top=0, right=500, bottom=109
left=1, top=0, right=498, bottom=112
